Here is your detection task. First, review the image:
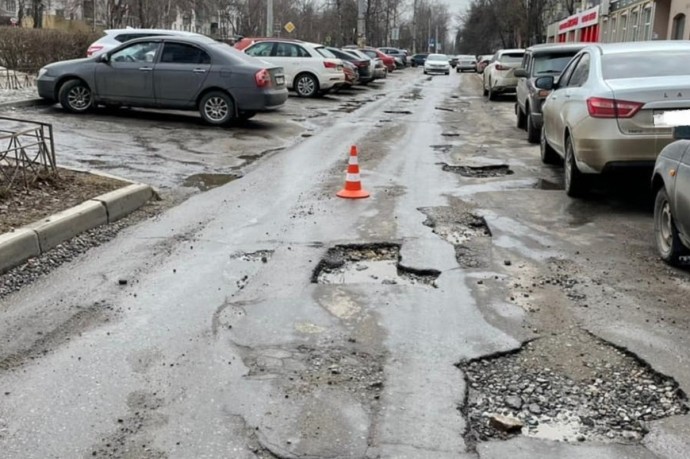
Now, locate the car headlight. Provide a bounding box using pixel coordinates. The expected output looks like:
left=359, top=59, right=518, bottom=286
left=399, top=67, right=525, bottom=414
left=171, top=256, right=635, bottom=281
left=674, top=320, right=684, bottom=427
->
left=38, top=67, right=48, bottom=78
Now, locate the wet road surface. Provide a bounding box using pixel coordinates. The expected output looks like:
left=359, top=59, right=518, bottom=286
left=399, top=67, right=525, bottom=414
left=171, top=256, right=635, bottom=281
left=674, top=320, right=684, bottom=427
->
left=1, top=70, right=689, bottom=458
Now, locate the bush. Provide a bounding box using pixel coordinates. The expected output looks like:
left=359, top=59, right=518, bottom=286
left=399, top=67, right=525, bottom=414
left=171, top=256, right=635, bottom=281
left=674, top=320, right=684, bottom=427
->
left=0, top=27, right=101, bottom=74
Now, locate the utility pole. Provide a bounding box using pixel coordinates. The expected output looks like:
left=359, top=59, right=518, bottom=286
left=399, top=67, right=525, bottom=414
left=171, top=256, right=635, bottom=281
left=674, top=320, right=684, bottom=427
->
left=412, top=0, right=418, bottom=53
left=266, top=0, right=273, bottom=37
left=357, top=0, right=366, bottom=47
left=428, top=14, right=431, bottom=53
left=435, top=25, right=438, bottom=53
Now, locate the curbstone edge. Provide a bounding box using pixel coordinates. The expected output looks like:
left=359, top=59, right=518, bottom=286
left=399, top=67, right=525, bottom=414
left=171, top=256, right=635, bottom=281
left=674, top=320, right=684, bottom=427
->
left=0, top=228, right=40, bottom=273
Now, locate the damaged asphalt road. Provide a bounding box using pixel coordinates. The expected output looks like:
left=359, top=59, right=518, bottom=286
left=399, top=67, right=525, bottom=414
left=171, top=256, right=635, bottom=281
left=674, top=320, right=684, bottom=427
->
left=1, top=71, right=689, bottom=459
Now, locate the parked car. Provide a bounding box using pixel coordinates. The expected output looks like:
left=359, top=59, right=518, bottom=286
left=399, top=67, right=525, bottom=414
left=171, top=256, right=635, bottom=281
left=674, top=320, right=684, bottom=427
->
left=424, top=54, right=451, bottom=75
left=476, top=55, right=493, bottom=73
left=449, top=56, right=459, bottom=68
left=456, top=55, right=477, bottom=72
left=360, top=48, right=396, bottom=72
left=482, top=48, right=524, bottom=100
left=86, top=29, right=206, bottom=57
left=38, top=36, right=288, bottom=126
left=411, top=53, right=428, bottom=67
left=244, top=39, right=345, bottom=97
left=652, top=126, right=690, bottom=265
left=234, top=37, right=303, bottom=51
left=327, top=47, right=374, bottom=84
left=372, top=58, right=388, bottom=79
left=514, top=43, right=586, bottom=143
left=341, top=61, right=359, bottom=87
left=379, top=47, right=408, bottom=67
left=539, top=41, right=690, bottom=197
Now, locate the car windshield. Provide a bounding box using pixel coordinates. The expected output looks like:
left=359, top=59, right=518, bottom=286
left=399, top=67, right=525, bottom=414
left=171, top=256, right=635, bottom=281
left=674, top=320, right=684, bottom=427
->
left=428, top=54, right=448, bottom=61
left=316, top=47, right=336, bottom=59
left=532, top=54, right=576, bottom=76
left=499, top=53, right=524, bottom=63
left=603, top=50, right=690, bottom=79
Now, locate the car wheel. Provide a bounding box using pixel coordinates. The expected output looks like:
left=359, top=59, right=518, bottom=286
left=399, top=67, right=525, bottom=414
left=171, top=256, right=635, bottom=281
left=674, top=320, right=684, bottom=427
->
left=654, top=187, right=689, bottom=265
left=540, top=127, right=560, bottom=165
left=294, top=73, right=319, bottom=98
left=488, top=81, right=497, bottom=101
left=58, top=79, right=93, bottom=114
left=526, top=110, right=540, bottom=143
left=564, top=136, right=588, bottom=198
left=516, top=105, right=526, bottom=130
left=199, top=91, right=235, bottom=126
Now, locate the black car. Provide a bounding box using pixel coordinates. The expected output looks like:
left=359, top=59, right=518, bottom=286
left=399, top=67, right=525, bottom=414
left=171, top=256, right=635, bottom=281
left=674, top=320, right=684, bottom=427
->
left=449, top=56, right=459, bottom=68
left=514, top=43, right=585, bottom=143
left=410, top=53, right=428, bottom=67
left=327, top=47, right=374, bottom=83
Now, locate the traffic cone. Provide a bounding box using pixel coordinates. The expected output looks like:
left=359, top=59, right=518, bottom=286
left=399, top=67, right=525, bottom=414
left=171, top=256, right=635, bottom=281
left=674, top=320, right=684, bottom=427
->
left=337, top=145, right=370, bottom=199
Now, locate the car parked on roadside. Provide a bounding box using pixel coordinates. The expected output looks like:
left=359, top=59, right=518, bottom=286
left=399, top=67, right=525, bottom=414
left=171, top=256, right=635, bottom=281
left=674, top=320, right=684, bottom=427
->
left=539, top=41, right=690, bottom=197
left=514, top=43, right=586, bottom=143
left=449, top=56, right=459, bottom=68
left=378, top=47, right=408, bottom=68
left=341, top=60, right=359, bottom=87
left=233, top=36, right=303, bottom=51
left=243, top=39, right=345, bottom=97
left=327, top=47, right=375, bottom=84
left=411, top=53, right=428, bottom=67
left=360, top=48, right=396, bottom=72
left=476, top=55, right=493, bottom=73
left=456, top=55, right=477, bottom=72
left=86, top=29, right=207, bottom=57
left=482, top=48, right=524, bottom=100
left=652, top=126, right=690, bottom=266
left=424, top=53, right=451, bottom=75
left=37, top=36, right=288, bottom=126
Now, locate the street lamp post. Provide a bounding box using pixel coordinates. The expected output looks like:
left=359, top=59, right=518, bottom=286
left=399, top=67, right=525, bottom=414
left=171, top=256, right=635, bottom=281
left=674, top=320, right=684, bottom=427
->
left=267, top=0, right=273, bottom=37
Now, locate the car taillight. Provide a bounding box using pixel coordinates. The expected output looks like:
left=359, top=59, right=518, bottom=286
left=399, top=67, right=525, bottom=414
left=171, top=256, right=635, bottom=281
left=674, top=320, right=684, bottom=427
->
left=255, top=69, right=272, bottom=88
left=324, top=61, right=337, bottom=69
left=87, top=45, right=103, bottom=57
left=586, top=97, right=643, bottom=119
left=495, top=64, right=508, bottom=71
left=537, top=89, right=551, bottom=98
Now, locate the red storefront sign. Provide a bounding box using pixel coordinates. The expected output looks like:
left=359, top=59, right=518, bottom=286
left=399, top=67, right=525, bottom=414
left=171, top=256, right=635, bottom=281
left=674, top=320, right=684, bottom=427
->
left=557, top=5, right=600, bottom=43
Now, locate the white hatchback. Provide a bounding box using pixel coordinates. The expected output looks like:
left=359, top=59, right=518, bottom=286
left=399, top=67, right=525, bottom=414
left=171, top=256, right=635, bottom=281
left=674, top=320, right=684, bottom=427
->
left=424, top=54, right=451, bottom=75
left=244, top=40, right=346, bottom=97
left=86, top=29, right=206, bottom=57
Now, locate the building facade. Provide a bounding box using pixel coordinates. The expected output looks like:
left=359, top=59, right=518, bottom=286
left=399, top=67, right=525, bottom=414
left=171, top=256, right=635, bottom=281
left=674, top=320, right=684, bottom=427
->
left=599, top=0, right=669, bottom=42
left=551, top=5, right=602, bottom=42
left=668, top=0, right=690, bottom=38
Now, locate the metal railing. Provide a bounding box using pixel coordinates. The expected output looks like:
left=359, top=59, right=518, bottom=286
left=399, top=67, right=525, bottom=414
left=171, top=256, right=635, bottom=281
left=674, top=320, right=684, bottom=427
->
left=0, top=68, right=36, bottom=90
left=0, top=116, right=57, bottom=196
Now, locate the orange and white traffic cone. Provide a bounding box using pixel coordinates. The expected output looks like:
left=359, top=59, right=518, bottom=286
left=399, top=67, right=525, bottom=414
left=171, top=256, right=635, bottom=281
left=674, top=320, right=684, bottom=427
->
left=337, top=145, right=370, bottom=199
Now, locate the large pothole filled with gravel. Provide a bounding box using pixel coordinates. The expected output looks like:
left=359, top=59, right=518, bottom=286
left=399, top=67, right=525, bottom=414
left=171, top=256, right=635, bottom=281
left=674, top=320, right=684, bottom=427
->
left=312, top=243, right=440, bottom=287
left=458, top=328, right=688, bottom=445
left=442, top=164, right=514, bottom=178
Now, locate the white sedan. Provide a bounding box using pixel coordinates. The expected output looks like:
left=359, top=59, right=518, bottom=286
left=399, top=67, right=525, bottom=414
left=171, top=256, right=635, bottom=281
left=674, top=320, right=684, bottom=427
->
left=424, top=54, right=450, bottom=75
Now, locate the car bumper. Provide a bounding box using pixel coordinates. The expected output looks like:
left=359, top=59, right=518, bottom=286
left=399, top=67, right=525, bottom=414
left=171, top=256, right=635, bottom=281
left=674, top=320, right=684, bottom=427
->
left=37, top=76, right=57, bottom=100
left=457, top=65, right=475, bottom=71
left=373, top=68, right=387, bottom=78
left=236, top=88, right=288, bottom=112
left=491, top=77, right=518, bottom=91
left=320, top=73, right=346, bottom=90
left=573, top=120, right=673, bottom=173
left=425, top=67, right=450, bottom=74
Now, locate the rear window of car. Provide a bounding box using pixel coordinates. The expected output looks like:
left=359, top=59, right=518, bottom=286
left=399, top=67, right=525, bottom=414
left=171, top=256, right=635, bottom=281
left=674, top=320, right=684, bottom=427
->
left=532, top=53, right=576, bottom=76
left=500, top=53, right=524, bottom=63
left=603, top=51, right=690, bottom=79
left=316, top=47, right=336, bottom=59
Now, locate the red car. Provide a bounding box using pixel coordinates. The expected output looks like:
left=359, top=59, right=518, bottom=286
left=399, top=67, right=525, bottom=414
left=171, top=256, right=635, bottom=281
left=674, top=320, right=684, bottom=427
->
left=342, top=61, right=358, bottom=87
left=359, top=48, right=395, bottom=73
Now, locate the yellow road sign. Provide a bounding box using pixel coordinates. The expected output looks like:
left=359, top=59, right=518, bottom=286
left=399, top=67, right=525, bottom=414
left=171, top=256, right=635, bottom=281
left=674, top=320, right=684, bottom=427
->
left=284, top=22, right=296, bottom=34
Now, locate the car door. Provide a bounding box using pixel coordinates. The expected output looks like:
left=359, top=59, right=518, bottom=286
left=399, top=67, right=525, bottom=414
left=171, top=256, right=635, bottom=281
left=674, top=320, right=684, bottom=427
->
left=544, top=54, right=581, bottom=153
left=484, top=53, right=498, bottom=88
left=557, top=53, right=591, bottom=151
left=517, top=53, right=531, bottom=111
left=154, top=41, right=211, bottom=108
left=674, top=149, right=690, bottom=238
left=274, top=43, right=312, bottom=85
left=95, top=40, right=161, bottom=105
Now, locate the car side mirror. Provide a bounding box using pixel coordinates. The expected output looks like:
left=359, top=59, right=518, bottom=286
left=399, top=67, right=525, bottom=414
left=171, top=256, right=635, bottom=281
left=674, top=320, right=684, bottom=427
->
left=534, top=76, right=555, bottom=90
left=514, top=68, right=528, bottom=78
left=673, top=126, right=690, bottom=139
left=99, top=54, right=110, bottom=63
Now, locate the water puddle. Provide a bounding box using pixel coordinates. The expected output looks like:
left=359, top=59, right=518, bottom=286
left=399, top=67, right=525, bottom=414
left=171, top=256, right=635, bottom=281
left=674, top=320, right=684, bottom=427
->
left=312, top=243, right=440, bottom=287
left=183, top=173, right=240, bottom=191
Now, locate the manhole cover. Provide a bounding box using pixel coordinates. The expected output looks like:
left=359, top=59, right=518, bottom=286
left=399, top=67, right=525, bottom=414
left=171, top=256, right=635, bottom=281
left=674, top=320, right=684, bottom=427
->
left=312, top=243, right=440, bottom=287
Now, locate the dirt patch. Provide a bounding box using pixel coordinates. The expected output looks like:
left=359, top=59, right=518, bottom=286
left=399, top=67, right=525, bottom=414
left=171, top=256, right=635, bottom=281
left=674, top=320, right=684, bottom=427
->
left=312, top=243, right=440, bottom=287
left=0, top=167, right=124, bottom=233
left=420, top=205, right=492, bottom=269
left=442, top=164, right=514, bottom=178
left=459, top=328, right=688, bottom=446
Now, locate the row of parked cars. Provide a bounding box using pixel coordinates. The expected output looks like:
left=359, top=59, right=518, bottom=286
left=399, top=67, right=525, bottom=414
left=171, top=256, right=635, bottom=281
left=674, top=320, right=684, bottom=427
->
left=36, top=28, right=411, bottom=126
left=476, top=40, right=690, bottom=266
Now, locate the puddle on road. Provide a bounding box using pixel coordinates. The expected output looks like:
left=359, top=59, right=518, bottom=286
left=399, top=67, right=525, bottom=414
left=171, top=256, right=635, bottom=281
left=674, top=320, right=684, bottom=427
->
left=183, top=173, right=240, bottom=191
left=458, top=328, right=688, bottom=445
left=442, top=164, right=514, bottom=178
left=312, top=243, right=440, bottom=287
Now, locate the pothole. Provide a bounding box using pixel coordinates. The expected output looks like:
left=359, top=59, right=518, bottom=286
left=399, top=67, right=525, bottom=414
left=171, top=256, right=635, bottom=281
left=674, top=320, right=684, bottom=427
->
left=401, top=88, right=423, bottom=100
left=183, top=173, right=240, bottom=191
left=431, top=144, right=453, bottom=153
left=383, top=110, right=412, bottom=115
left=312, top=243, right=440, bottom=287
left=435, top=106, right=455, bottom=112
left=442, top=132, right=460, bottom=137
left=458, top=328, right=688, bottom=447
left=442, top=164, right=514, bottom=178
left=420, top=206, right=492, bottom=269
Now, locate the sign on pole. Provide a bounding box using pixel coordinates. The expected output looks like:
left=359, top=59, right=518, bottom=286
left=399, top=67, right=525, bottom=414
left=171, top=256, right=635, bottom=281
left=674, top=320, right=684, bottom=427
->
left=284, top=21, right=295, bottom=34
left=391, top=27, right=399, bottom=41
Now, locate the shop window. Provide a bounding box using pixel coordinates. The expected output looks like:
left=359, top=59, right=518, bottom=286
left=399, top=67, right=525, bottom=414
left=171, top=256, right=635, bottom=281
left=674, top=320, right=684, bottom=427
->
left=610, top=16, right=617, bottom=42
left=643, top=6, right=652, bottom=40
left=630, top=10, right=639, bottom=41
left=672, top=14, right=686, bottom=40
left=619, top=14, right=627, bottom=41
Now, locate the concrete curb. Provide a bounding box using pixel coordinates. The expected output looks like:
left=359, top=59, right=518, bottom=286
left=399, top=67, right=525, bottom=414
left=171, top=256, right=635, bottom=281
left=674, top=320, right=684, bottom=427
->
left=0, top=179, right=155, bottom=275
left=0, top=98, right=51, bottom=110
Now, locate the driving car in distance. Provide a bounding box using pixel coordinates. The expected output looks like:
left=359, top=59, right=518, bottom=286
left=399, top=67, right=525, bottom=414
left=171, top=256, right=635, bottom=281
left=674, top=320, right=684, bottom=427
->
left=515, top=43, right=585, bottom=143
left=456, top=55, right=477, bottom=72
left=411, top=53, right=428, bottom=67
left=482, top=48, right=524, bottom=100
left=38, top=35, right=288, bottom=126
left=539, top=41, right=690, bottom=197
left=424, top=54, right=451, bottom=75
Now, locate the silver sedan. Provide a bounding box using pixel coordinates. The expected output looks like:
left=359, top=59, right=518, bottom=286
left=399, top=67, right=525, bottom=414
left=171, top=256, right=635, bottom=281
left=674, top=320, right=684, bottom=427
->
left=37, top=36, right=288, bottom=125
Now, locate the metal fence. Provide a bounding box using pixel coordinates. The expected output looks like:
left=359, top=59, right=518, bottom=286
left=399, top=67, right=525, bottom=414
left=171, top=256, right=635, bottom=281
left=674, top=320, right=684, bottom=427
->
left=0, top=68, right=36, bottom=90
left=0, top=116, right=57, bottom=196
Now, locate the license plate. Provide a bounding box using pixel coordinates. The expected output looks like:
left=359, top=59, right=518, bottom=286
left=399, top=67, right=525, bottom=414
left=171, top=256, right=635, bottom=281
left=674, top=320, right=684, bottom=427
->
left=337, top=65, right=343, bottom=71
left=276, top=75, right=285, bottom=85
left=653, top=109, right=690, bottom=127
